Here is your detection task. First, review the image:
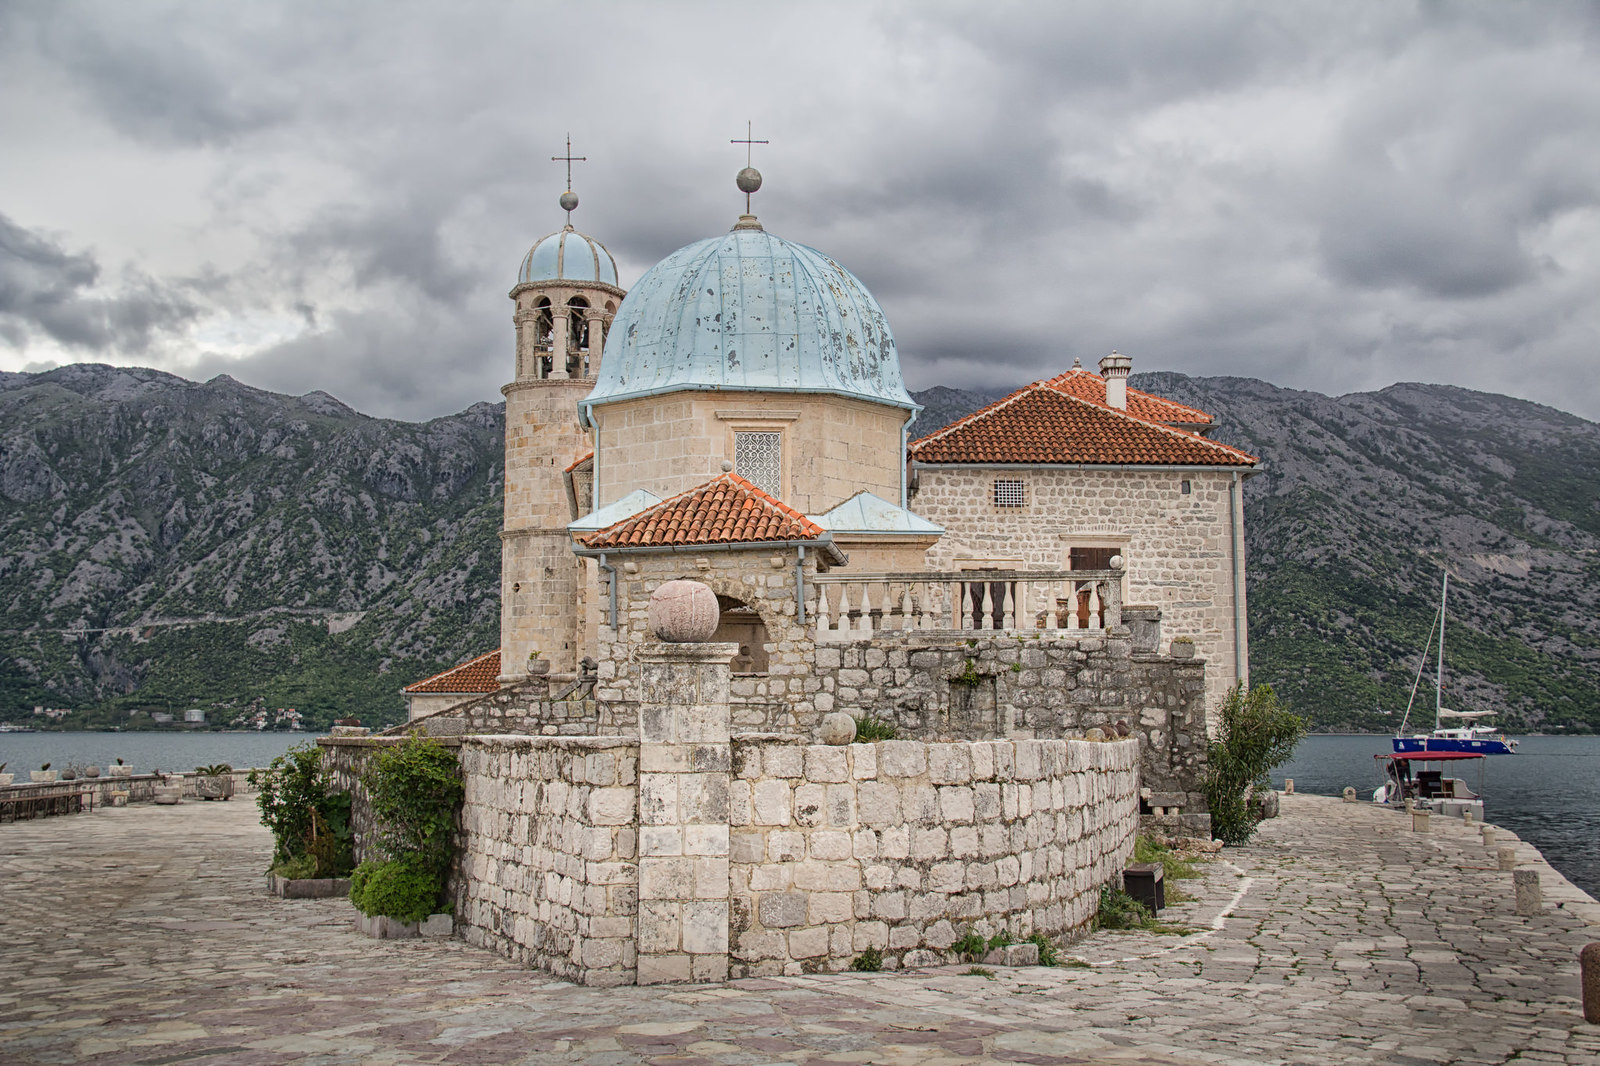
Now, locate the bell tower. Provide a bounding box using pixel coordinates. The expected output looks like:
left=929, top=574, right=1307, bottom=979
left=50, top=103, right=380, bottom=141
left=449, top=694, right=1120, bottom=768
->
left=499, top=155, right=625, bottom=682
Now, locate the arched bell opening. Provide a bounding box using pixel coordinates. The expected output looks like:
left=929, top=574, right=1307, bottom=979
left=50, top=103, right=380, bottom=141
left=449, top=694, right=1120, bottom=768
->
left=566, top=296, right=590, bottom=377
left=714, top=595, right=770, bottom=675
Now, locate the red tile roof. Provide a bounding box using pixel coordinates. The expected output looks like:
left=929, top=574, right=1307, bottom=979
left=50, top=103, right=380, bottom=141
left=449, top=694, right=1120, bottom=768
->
left=565, top=450, right=595, bottom=473
left=908, top=382, right=1256, bottom=467
left=403, top=649, right=502, bottom=694
left=1042, top=367, right=1213, bottom=426
left=581, top=473, right=825, bottom=549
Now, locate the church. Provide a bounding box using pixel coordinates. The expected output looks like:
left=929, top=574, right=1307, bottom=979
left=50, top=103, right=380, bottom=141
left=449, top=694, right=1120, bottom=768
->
left=353, top=157, right=1268, bottom=981
left=404, top=160, right=1258, bottom=743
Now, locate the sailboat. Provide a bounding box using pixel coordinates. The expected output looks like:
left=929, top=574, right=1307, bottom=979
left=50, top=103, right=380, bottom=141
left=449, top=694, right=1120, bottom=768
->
left=1391, top=569, right=1518, bottom=757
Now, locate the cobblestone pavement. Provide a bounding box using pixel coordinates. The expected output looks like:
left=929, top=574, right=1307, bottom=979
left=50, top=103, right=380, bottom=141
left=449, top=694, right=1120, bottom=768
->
left=1, top=794, right=1596, bottom=1066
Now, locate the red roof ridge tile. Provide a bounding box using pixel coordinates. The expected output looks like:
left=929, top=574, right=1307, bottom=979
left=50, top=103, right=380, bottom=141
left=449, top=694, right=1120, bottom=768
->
left=1035, top=387, right=1258, bottom=464
left=403, top=649, right=502, bottom=694
left=1042, top=367, right=1214, bottom=423
left=564, top=450, right=595, bottom=473
left=580, top=472, right=827, bottom=550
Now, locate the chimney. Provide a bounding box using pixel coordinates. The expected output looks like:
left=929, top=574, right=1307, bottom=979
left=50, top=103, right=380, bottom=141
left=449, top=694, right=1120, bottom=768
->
left=1099, top=350, right=1132, bottom=411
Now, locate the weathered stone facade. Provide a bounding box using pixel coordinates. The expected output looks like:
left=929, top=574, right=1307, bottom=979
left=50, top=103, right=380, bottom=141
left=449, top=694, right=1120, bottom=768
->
left=911, top=466, right=1248, bottom=722
left=727, top=735, right=1138, bottom=976
left=326, top=646, right=1142, bottom=986
left=455, top=736, right=639, bottom=986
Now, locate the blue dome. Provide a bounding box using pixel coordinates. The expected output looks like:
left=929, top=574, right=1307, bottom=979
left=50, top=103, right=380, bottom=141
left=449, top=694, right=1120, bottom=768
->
left=582, top=224, right=915, bottom=412
left=518, top=226, right=618, bottom=287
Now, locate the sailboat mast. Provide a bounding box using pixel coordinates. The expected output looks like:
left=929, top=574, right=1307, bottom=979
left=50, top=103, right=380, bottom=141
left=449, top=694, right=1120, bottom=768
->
left=1435, top=569, right=1448, bottom=729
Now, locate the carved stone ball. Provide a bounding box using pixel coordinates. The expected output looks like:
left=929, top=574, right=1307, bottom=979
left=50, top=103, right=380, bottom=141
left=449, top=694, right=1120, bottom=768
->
left=1084, top=726, right=1107, bottom=742
left=819, top=712, right=857, bottom=746
left=736, top=166, right=763, bottom=194
left=648, top=580, right=720, bottom=643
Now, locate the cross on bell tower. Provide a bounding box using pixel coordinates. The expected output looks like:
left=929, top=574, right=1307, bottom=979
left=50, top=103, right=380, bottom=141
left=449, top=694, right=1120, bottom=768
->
left=552, top=133, right=586, bottom=223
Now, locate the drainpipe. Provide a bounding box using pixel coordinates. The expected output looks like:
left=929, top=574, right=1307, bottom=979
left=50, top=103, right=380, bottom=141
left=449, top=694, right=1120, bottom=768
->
left=1229, top=470, right=1246, bottom=688
left=795, top=546, right=807, bottom=625
left=597, top=553, right=618, bottom=629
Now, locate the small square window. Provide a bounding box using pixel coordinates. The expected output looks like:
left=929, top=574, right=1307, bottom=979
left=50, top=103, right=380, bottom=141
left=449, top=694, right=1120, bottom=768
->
left=993, top=478, right=1025, bottom=508
left=1180, top=479, right=1192, bottom=495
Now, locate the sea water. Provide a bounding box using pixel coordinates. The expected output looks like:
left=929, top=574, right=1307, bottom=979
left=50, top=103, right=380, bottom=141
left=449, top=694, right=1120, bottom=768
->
left=0, top=731, right=319, bottom=777
left=1277, top=734, right=1599, bottom=900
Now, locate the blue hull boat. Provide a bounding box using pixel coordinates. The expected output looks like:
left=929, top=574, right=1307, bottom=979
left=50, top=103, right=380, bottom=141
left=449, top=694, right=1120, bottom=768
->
left=1391, top=568, right=1517, bottom=759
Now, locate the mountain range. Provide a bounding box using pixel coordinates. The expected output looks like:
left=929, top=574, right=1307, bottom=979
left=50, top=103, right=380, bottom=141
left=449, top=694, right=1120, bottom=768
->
left=2, top=364, right=1596, bottom=733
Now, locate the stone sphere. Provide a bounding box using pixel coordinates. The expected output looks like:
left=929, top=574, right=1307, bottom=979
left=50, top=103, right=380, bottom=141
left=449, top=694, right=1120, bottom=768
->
left=648, top=580, right=720, bottom=643
left=736, top=166, right=763, bottom=194
left=819, top=712, right=857, bottom=746
left=559, top=190, right=579, bottom=212
left=1084, top=726, right=1107, bottom=742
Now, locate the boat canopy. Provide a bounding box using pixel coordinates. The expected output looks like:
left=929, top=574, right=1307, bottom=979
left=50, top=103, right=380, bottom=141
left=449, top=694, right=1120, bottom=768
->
left=1437, top=709, right=1495, bottom=719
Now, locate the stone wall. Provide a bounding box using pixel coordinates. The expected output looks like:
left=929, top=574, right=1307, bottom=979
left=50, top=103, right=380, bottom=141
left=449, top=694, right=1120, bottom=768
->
left=910, top=466, right=1247, bottom=722
left=728, top=736, right=1139, bottom=976
left=812, top=634, right=1209, bottom=830
left=454, top=735, right=639, bottom=987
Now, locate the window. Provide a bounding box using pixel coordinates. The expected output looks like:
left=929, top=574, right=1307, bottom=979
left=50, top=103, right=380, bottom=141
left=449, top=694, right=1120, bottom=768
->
left=993, top=478, right=1025, bottom=508
left=1068, top=546, right=1117, bottom=570
left=734, top=431, right=782, bottom=497
left=1180, top=479, right=1192, bottom=495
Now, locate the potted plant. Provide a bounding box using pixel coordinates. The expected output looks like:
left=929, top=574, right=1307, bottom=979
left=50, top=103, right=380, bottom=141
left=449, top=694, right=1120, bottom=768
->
left=31, top=762, right=56, bottom=784
left=85, top=765, right=101, bottom=778
left=194, top=763, right=235, bottom=800
left=59, top=763, right=81, bottom=782
left=0, top=763, right=12, bottom=787
left=108, top=758, right=133, bottom=778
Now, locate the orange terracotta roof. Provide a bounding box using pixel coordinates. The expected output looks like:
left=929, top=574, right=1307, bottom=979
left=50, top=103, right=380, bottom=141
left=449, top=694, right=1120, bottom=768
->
left=581, top=473, right=826, bottom=549
left=908, top=383, right=1256, bottom=466
left=1042, top=366, right=1213, bottom=425
left=565, top=450, right=595, bottom=473
left=403, top=649, right=502, bottom=694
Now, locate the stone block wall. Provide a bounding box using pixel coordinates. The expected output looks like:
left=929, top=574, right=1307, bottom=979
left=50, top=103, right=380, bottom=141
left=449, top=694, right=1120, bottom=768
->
left=454, top=735, right=639, bottom=987
left=814, top=634, right=1209, bottom=829
left=726, top=736, right=1139, bottom=977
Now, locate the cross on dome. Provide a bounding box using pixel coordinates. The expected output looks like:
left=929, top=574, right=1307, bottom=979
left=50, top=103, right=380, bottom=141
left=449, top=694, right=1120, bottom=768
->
left=730, top=120, right=768, bottom=217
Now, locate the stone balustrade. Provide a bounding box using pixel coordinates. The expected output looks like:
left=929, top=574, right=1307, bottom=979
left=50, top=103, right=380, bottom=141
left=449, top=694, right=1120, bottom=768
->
left=812, top=569, right=1123, bottom=642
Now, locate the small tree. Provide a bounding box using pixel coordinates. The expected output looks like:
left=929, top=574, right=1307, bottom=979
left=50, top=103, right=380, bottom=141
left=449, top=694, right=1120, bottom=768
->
left=249, top=743, right=353, bottom=877
left=350, top=733, right=463, bottom=921
left=1202, top=684, right=1306, bottom=845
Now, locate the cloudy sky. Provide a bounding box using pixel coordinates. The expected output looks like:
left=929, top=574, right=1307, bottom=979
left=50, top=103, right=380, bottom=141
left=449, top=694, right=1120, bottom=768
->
left=2, top=1, right=1598, bottom=421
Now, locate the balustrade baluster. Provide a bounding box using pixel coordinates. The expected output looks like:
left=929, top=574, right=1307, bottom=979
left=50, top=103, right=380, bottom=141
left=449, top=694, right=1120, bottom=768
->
left=1089, top=583, right=1103, bottom=630
left=857, top=582, right=875, bottom=635
left=815, top=583, right=833, bottom=638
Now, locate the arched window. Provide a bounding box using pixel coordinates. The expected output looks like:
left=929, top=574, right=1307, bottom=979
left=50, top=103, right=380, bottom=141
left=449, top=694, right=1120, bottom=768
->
left=566, top=296, right=590, bottom=376
left=534, top=298, right=553, bottom=378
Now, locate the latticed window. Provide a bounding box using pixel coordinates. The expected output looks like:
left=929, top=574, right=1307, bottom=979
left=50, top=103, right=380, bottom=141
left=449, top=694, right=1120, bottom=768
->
left=735, top=431, right=783, bottom=497
left=993, top=478, right=1026, bottom=508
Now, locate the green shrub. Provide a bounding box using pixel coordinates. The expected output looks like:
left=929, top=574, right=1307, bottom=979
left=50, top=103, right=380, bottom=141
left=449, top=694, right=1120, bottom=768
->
left=853, top=716, right=898, bottom=742
left=1093, top=884, right=1152, bottom=931
left=349, top=857, right=437, bottom=923
left=196, top=763, right=233, bottom=777
left=986, top=928, right=1014, bottom=951
left=849, top=946, right=883, bottom=972
left=359, top=733, right=463, bottom=917
left=272, top=853, right=317, bottom=880
left=952, top=931, right=988, bottom=962
left=250, top=744, right=332, bottom=867
left=1133, top=834, right=1201, bottom=880
left=1026, top=932, right=1058, bottom=967
left=964, top=966, right=995, bottom=978
left=1202, top=684, right=1307, bottom=845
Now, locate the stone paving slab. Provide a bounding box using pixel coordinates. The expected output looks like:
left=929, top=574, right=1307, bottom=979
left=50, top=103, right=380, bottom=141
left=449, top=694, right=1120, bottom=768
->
left=1, top=794, right=1597, bottom=1065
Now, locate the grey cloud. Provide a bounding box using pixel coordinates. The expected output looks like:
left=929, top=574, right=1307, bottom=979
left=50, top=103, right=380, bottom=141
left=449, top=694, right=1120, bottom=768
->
left=4, top=1, right=1599, bottom=421
left=0, top=213, right=201, bottom=353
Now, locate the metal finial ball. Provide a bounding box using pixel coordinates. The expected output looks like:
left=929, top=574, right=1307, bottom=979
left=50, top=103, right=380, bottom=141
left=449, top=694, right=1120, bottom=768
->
left=736, top=167, right=762, bottom=194
left=559, top=190, right=579, bottom=212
